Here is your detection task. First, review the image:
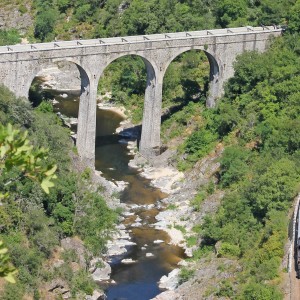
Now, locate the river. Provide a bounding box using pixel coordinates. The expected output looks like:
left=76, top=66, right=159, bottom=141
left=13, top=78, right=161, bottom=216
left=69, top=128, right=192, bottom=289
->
left=52, top=95, right=184, bottom=300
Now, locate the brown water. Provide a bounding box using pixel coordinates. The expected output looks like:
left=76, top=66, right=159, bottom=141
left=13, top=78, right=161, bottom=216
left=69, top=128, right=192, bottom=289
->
left=53, top=96, right=184, bottom=300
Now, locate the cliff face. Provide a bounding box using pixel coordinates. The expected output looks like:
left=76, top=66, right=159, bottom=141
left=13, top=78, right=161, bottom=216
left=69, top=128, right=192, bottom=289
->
left=0, top=1, right=33, bottom=35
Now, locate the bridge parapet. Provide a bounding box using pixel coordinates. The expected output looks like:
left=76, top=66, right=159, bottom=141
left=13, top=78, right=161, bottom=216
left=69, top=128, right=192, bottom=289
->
left=0, top=26, right=281, bottom=54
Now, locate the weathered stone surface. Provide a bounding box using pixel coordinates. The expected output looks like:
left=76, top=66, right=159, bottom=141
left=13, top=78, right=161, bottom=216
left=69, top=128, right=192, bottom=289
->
left=52, top=259, right=64, bottom=268
left=85, top=289, right=106, bottom=300
left=0, top=27, right=281, bottom=163
left=0, top=5, right=33, bottom=34
left=61, top=237, right=87, bottom=267
left=158, top=268, right=180, bottom=290
left=151, top=290, right=181, bottom=300
left=46, top=278, right=71, bottom=299
left=106, top=238, right=136, bottom=257
left=92, top=265, right=111, bottom=282
left=36, top=62, right=81, bottom=95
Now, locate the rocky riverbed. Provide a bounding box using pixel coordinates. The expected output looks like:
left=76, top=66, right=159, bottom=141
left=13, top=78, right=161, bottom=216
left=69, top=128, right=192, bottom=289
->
left=34, top=67, right=229, bottom=298
left=78, top=101, right=228, bottom=299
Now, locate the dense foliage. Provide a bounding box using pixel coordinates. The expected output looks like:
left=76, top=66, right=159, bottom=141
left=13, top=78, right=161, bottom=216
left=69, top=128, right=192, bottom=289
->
left=195, top=33, right=300, bottom=298
left=29, top=0, right=295, bottom=42
left=0, top=86, right=117, bottom=298
left=1, top=0, right=300, bottom=298
left=0, top=29, right=20, bottom=46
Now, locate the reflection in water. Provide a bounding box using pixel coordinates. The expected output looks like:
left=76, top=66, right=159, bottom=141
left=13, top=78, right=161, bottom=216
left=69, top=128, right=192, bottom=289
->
left=53, top=97, right=184, bottom=300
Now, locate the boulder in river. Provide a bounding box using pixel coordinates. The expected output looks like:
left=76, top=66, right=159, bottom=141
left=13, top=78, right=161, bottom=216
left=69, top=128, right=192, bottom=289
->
left=153, top=240, right=164, bottom=244
left=121, top=258, right=137, bottom=264
left=146, top=252, right=154, bottom=257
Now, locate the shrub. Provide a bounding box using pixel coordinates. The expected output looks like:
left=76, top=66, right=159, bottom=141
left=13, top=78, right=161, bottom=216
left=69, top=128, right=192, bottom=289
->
left=179, top=267, right=195, bottom=284
left=218, top=242, right=241, bottom=258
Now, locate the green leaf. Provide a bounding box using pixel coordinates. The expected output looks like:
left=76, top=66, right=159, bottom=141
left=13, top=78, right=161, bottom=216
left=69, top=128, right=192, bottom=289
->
left=45, top=165, right=57, bottom=176
left=4, top=273, right=16, bottom=284
left=41, top=178, right=55, bottom=194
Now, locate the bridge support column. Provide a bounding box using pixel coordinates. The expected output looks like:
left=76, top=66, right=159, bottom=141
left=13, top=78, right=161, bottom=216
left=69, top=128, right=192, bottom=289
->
left=140, top=62, right=162, bottom=158
left=76, top=69, right=97, bottom=168
left=206, top=52, right=221, bottom=108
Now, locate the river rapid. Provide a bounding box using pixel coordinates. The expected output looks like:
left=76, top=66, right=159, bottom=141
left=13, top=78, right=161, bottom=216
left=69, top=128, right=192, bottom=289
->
left=54, top=95, right=185, bottom=300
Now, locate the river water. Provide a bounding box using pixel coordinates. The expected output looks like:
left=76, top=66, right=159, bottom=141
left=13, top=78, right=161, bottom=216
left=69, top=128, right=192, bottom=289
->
left=53, top=96, right=184, bottom=300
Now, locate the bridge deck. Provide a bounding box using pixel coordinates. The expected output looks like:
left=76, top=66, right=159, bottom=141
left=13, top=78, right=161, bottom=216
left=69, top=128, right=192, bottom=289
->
left=0, top=26, right=281, bottom=54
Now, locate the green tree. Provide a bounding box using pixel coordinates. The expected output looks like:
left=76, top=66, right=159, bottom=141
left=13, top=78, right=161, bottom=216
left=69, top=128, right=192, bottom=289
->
left=0, top=123, right=57, bottom=283
left=0, top=29, right=21, bottom=46
left=215, top=0, right=248, bottom=27
left=288, top=0, right=300, bottom=33
left=34, top=8, right=58, bottom=41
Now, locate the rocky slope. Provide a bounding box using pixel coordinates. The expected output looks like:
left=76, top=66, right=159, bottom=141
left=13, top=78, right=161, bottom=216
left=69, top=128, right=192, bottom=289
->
left=127, top=143, right=243, bottom=299
left=0, top=1, right=33, bottom=35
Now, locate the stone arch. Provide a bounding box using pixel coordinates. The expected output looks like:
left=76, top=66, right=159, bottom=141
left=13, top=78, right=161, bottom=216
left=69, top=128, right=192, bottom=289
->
left=24, top=58, right=91, bottom=100
left=96, top=53, right=161, bottom=157
left=162, top=48, right=221, bottom=108
left=26, top=58, right=95, bottom=165
left=95, top=52, right=159, bottom=82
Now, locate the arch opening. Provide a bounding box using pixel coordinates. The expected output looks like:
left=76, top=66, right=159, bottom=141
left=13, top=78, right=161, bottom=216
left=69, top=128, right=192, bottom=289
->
left=28, top=60, right=82, bottom=121
left=27, top=60, right=94, bottom=164
left=161, top=49, right=212, bottom=146
left=97, top=55, right=148, bottom=125
left=95, top=54, right=158, bottom=165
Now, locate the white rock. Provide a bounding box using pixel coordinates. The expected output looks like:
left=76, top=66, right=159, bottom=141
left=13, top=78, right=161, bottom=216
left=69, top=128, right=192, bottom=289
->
left=146, top=253, right=154, bottom=257
left=177, top=260, right=188, bottom=267
left=122, top=211, right=134, bottom=217
left=90, top=261, right=111, bottom=282
left=131, top=222, right=142, bottom=227
left=117, top=224, right=126, bottom=230
left=184, top=248, right=193, bottom=257
left=153, top=240, right=164, bottom=244
left=128, top=204, right=140, bottom=210
left=158, top=268, right=180, bottom=290
left=121, top=258, right=137, bottom=264
left=52, top=99, right=59, bottom=105
left=145, top=204, right=155, bottom=209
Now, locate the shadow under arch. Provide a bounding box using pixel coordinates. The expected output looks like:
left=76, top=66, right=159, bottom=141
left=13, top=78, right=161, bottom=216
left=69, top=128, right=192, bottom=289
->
left=96, top=53, right=158, bottom=155
left=163, top=48, right=221, bottom=108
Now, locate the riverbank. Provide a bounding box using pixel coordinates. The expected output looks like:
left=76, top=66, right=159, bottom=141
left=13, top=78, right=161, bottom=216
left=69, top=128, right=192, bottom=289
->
left=43, top=79, right=228, bottom=298
left=93, top=103, right=230, bottom=298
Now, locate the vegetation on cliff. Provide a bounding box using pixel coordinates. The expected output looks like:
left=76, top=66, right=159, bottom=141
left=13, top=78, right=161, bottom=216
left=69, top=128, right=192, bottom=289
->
left=0, top=87, right=117, bottom=298
left=28, top=0, right=293, bottom=42
left=0, top=0, right=300, bottom=298
left=187, top=31, right=300, bottom=299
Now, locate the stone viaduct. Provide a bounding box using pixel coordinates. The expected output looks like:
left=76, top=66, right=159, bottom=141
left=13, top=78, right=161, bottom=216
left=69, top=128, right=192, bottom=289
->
left=0, top=26, right=281, bottom=165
